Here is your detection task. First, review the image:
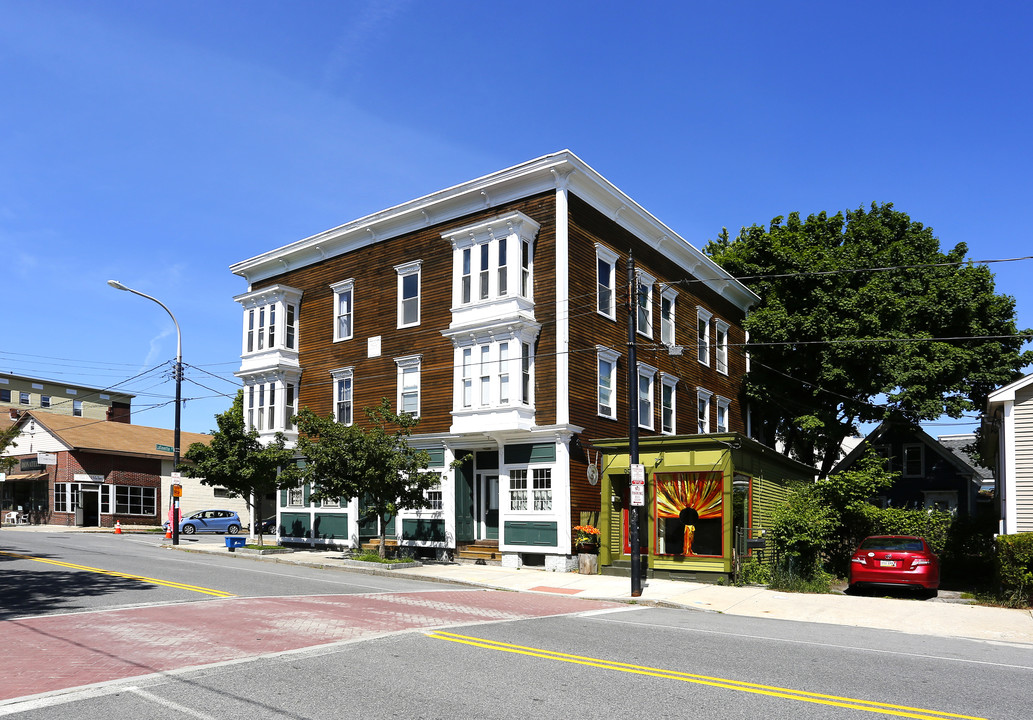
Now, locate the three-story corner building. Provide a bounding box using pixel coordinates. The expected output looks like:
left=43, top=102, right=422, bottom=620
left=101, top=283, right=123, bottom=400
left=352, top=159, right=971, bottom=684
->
left=230, top=151, right=758, bottom=570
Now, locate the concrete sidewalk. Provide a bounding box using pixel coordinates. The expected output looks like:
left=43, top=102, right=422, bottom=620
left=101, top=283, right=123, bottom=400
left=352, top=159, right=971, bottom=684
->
left=179, top=542, right=1033, bottom=646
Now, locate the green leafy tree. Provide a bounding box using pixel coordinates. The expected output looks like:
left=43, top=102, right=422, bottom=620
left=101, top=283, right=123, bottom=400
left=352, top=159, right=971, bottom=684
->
left=182, top=390, right=296, bottom=544
left=285, top=399, right=433, bottom=558
left=1, top=422, right=18, bottom=474
left=706, top=204, right=1032, bottom=477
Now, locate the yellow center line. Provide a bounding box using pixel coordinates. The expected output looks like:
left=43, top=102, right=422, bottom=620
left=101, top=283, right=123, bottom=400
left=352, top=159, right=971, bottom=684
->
left=426, top=631, right=987, bottom=720
left=0, top=550, right=236, bottom=598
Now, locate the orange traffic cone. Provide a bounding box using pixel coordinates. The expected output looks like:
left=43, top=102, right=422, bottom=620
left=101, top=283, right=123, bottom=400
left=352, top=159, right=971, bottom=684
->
left=164, top=526, right=172, bottom=540
left=114, top=521, right=122, bottom=535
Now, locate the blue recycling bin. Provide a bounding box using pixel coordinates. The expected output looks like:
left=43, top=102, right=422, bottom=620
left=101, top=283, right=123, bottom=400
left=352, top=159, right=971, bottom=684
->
left=225, top=536, right=246, bottom=551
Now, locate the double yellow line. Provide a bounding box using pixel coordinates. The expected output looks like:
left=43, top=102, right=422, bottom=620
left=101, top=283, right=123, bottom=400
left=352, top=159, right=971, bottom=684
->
left=0, top=550, right=235, bottom=598
left=426, top=631, right=986, bottom=720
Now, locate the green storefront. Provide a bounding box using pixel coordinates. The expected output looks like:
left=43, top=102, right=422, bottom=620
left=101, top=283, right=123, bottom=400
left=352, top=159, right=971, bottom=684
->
left=593, top=433, right=814, bottom=582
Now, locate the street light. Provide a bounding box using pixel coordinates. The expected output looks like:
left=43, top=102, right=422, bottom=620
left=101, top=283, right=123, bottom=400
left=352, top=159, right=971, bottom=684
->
left=107, top=280, right=183, bottom=546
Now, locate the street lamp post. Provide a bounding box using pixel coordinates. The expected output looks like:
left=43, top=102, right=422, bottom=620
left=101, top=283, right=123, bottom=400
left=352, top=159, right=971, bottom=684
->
left=107, top=280, right=182, bottom=546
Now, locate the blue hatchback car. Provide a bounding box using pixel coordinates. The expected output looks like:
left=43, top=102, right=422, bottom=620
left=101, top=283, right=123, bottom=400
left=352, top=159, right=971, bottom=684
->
left=166, top=509, right=242, bottom=535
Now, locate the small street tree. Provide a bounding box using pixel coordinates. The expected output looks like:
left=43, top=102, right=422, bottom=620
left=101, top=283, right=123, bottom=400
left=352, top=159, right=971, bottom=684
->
left=285, top=399, right=433, bottom=558
left=706, top=203, right=1032, bottom=477
left=182, top=390, right=296, bottom=545
left=1, top=422, right=19, bottom=475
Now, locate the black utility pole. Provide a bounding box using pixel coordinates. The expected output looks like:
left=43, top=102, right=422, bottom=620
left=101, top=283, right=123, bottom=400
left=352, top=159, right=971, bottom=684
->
left=626, top=253, right=642, bottom=597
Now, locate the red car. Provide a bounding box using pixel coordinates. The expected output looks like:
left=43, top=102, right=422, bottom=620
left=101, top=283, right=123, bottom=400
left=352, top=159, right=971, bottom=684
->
left=848, top=535, right=940, bottom=597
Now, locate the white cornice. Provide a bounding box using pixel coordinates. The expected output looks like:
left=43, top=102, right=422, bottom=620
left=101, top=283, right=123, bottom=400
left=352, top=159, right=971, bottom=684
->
left=230, top=150, right=758, bottom=312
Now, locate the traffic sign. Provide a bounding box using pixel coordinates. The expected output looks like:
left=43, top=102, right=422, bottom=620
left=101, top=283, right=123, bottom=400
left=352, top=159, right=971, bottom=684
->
left=156, top=444, right=174, bottom=453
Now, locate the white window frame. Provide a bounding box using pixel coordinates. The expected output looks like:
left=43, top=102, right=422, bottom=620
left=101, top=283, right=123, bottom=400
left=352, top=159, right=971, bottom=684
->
left=597, top=346, right=620, bottom=419
left=331, top=367, right=354, bottom=425
left=395, top=260, right=422, bottom=328
left=637, top=362, right=657, bottom=430
left=509, top=468, right=528, bottom=511
left=697, top=387, right=713, bottom=433
left=715, top=319, right=729, bottom=375
left=660, top=373, right=678, bottom=435
left=331, top=278, right=355, bottom=342
left=287, top=486, right=304, bottom=507
left=636, top=269, right=655, bottom=338
left=697, top=307, right=713, bottom=366
left=716, top=396, right=730, bottom=433
left=396, top=355, right=422, bottom=418
left=595, top=243, right=619, bottom=320
left=660, top=285, right=677, bottom=346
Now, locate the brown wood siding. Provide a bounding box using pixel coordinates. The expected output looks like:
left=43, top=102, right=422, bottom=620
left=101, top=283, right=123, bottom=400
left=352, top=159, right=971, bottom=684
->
left=252, top=192, right=556, bottom=434
left=566, top=193, right=749, bottom=445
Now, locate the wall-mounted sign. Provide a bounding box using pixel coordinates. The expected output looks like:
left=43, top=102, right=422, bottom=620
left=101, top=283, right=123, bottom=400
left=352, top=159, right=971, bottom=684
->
left=37, top=452, right=57, bottom=465
left=73, top=473, right=106, bottom=484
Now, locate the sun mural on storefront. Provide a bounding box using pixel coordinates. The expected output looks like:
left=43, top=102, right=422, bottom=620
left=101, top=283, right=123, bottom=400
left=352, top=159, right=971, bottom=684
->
left=654, top=472, right=723, bottom=557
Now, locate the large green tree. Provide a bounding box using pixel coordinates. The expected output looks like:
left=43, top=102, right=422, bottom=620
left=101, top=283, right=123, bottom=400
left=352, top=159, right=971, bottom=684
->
left=284, top=399, right=433, bottom=558
left=182, top=390, right=296, bottom=544
left=706, top=203, right=1032, bottom=477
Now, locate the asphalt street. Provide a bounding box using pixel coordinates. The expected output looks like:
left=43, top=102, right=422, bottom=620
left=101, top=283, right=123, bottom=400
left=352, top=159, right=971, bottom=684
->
left=2, top=529, right=1032, bottom=719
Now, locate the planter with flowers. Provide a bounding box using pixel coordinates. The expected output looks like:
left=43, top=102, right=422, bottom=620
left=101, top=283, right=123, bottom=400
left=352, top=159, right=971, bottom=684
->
left=574, top=525, right=600, bottom=574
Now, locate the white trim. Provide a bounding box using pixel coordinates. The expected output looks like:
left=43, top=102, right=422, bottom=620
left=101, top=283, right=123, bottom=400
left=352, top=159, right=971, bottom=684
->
left=395, top=260, right=422, bottom=329
left=330, top=278, right=355, bottom=342
left=636, top=269, right=655, bottom=338
left=595, top=243, right=619, bottom=320
left=660, top=285, right=678, bottom=346
left=596, top=345, right=620, bottom=420
left=395, top=354, right=422, bottom=417
left=637, top=362, right=658, bottom=430
left=660, top=372, right=679, bottom=435
left=696, top=387, right=714, bottom=433
left=714, top=319, right=730, bottom=375
left=555, top=185, right=570, bottom=426
left=330, top=366, right=354, bottom=426
left=697, top=306, right=713, bottom=366
left=230, top=151, right=757, bottom=312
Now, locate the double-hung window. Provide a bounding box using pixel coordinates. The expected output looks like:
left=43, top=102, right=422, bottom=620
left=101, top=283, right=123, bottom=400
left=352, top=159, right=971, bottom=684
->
left=498, top=342, right=510, bottom=404
left=597, top=346, right=620, bottom=419
left=716, top=396, right=730, bottom=432
left=446, top=212, right=539, bottom=308
left=660, top=286, right=677, bottom=346
left=636, top=270, right=655, bottom=338
left=715, top=320, right=729, bottom=375
left=331, top=279, right=355, bottom=342
left=509, top=469, right=528, bottom=511
left=395, top=260, right=422, bottom=328
left=425, top=473, right=443, bottom=510
left=697, top=307, right=713, bottom=366
left=396, top=355, right=422, bottom=417
left=72, top=399, right=83, bottom=417
left=284, top=382, right=297, bottom=430
left=595, top=244, right=619, bottom=319
left=637, top=362, right=657, bottom=430
left=697, top=388, right=713, bottom=433
left=661, top=373, right=678, bottom=434
left=903, top=444, right=924, bottom=477
left=532, top=468, right=552, bottom=511
left=331, top=368, right=354, bottom=425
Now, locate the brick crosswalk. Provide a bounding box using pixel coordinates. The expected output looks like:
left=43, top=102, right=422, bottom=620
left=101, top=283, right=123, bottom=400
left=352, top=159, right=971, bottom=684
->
left=1, top=590, right=621, bottom=702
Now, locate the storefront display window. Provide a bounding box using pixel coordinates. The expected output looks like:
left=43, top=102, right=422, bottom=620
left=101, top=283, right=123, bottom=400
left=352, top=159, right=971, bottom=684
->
left=654, top=471, right=723, bottom=557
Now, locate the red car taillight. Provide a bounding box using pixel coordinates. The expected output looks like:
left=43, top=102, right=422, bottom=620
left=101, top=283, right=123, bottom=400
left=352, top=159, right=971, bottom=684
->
left=911, top=558, right=931, bottom=568
left=851, top=556, right=867, bottom=566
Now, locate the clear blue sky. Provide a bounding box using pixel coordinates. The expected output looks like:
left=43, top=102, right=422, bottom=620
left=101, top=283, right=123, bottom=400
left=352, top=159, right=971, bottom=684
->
left=3, top=1, right=1031, bottom=437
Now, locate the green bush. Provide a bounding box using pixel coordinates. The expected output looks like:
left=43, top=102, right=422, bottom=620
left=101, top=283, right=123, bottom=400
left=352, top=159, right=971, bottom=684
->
left=995, top=533, right=1033, bottom=605
left=737, top=556, right=772, bottom=586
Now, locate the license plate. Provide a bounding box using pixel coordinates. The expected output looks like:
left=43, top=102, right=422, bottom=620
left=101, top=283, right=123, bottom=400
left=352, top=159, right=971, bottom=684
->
left=879, top=560, right=897, bottom=568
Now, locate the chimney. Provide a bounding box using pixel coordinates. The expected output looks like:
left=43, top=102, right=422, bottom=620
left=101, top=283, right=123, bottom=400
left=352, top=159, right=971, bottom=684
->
left=8, top=408, right=18, bottom=421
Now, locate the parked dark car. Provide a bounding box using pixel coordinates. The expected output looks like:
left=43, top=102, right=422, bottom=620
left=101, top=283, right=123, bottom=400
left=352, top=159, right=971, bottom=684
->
left=848, top=535, right=939, bottom=597
left=164, top=509, right=242, bottom=535
left=256, top=516, right=277, bottom=534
